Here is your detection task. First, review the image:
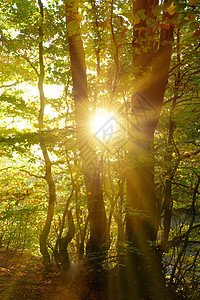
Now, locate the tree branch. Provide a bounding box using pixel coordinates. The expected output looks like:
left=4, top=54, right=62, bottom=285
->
left=21, top=55, right=39, bottom=77
left=110, top=0, right=119, bottom=99
left=0, top=82, right=19, bottom=88
left=19, top=168, right=45, bottom=179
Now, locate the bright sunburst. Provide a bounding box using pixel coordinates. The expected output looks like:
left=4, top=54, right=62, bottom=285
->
left=90, top=109, right=113, bottom=133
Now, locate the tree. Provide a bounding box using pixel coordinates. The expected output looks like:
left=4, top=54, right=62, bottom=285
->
left=123, top=0, right=175, bottom=297
left=65, top=0, right=108, bottom=270
left=0, top=0, right=199, bottom=299
left=65, top=0, right=174, bottom=297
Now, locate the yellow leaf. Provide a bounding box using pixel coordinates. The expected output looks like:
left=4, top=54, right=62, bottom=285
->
left=167, top=2, right=175, bottom=15
left=134, top=18, right=140, bottom=25
left=73, top=14, right=82, bottom=21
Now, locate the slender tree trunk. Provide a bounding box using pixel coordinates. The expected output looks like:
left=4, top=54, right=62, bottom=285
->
left=163, top=29, right=181, bottom=244
left=59, top=209, right=75, bottom=270
left=65, top=0, right=108, bottom=269
left=37, top=0, right=56, bottom=270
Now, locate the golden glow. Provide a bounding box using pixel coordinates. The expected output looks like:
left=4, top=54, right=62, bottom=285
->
left=90, top=109, right=113, bottom=133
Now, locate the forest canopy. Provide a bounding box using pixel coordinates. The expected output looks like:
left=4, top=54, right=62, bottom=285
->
left=0, top=0, right=200, bottom=299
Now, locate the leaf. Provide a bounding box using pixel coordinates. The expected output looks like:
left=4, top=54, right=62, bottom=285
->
left=167, top=2, right=175, bottom=15
left=146, top=16, right=154, bottom=26
left=134, top=18, right=141, bottom=25
left=152, top=6, right=161, bottom=17
left=67, top=20, right=80, bottom=35
left=73, top=14, right=83, bottom=21
left=137, top=9, right=146, bottom=19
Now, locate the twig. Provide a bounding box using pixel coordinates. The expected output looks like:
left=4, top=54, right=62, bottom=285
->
left=21, top=55, right=39, bottom=77
left=0, top=166, right=13, bottom=172
left=110, top=0, right=119, bottom=99
left=20, top=169, right=45, bottom=179
left=0, top=82, right=19, bottom=88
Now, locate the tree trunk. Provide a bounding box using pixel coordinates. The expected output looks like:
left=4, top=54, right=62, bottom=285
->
left=65, top=0, right=108, bottom=269
left=124, top=1, right=175, bottom=298
left=38, top=0, right=56, bottom=271
left=163, top=29, right=181, bottom=245
left=59, top=209, right=75, bottom=271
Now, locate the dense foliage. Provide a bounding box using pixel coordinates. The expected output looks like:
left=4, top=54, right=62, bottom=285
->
left=0, top=0, right=199, bottom=299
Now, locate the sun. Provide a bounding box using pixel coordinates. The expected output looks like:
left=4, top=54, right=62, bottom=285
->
left=90, top=109, right=113, bottom=133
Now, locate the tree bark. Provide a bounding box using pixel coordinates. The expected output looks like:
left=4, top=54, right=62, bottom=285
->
left=125, top=1, right=175, bottom=298
left=37, top=0, right=56, bottom=271
left=163, top=29, right=180, bottom=244
left=65, top=0, right=108, bottom=269
left=59, top=209, right=75, bottom=271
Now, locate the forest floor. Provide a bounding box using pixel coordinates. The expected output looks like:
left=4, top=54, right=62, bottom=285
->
left=0, top=248, right=189, bottom=300
left=0, top=248, right=96, bottom=300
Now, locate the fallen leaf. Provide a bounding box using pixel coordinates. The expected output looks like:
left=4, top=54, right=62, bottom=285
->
left=0, top=267, right=10, bottom=272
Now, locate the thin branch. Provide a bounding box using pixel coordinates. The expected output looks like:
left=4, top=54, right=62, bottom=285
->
left=169, top=177, right=200, bottom=286
left=0, top=82, right=19, bottom=88
left=182, top=149, right=200, bottom=159
left=169, top=149, right=200, bottom=182
left=110, top=0, right=119, bottom=99
left=20, top=168, right=45, bottom=179
left=59, top=189, right=74, bottom=238
left=21, top=55, right=39, bottom=77
left=0, top=166, right=13, bottom=172
left=37, top=0, right=56, bottom=270
left=179, top=70, right=200, bottom=98
left=159, top=223, right=200, bottom=251
left=168, top=61, right=184, bottom=76
left=184, top=249, right=200, bottom=272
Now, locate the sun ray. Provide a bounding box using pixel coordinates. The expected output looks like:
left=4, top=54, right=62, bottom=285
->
left=90, top=109, right=114, bottom=134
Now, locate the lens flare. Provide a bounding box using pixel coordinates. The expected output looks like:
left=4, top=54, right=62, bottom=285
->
left=90, top=109, right=113, bottom=133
